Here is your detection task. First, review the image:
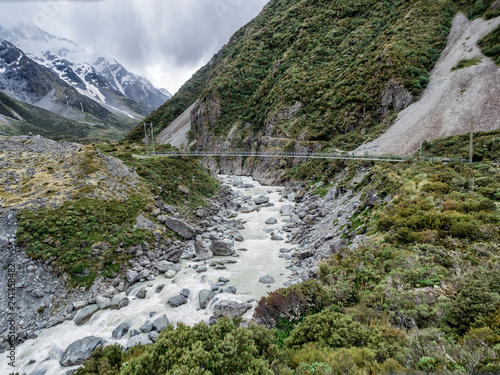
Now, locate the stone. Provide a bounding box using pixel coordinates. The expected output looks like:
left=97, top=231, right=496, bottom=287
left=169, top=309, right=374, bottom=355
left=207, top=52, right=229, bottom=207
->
left=253, top=196, right=270, bottom=205
left=213, top=301, right=252, bottom=319
left=72, top=301, right=88, bottom=310
left=287, top=193, right=296, bottom=201
left=126, top=270, right=140, bottom=284
left=199, top=289, right=216, bottom=309
left=139, top=270, right=150, bottom=280
left=228, top=220, right=245, bottom=230
left=140, top=321, right=153, bottom=333
left=165, top=270, right=177, bottom=279
left=240, top=202, right=258, bottom=213
left=73, top=304, right=99, bottom=326
left=280, top=248, right=292, bottom=253
left=259, top=275, right=275, bottom=284
left=329, top=239, right=347, bottom=253
left=224, top=286, right=237, bottom=294
left=210, top=239, right=234, bottom=256
left=180, top=288, right=190, bottom=298
left=280, top=205, right=295, bottom=216
left=178, top=185, right=190, bottom=195
left=168, top=295, right=188, bottom=308
left=271, top=232, right=283, bottom=241
left=135, top=288, right=147, bottom=299
left=156, top=261, right=172, bottom=273
left=149, top=331, right=159, bottom=342
left=119, top=299, right=129, bottom=309
left=95, top=296, right=111, bottom=310
left=261, top=203, right=275, bottom=208
left=129, top=329, right=141, bottom=337
left=194, top=236, right=214, bottom=261
left=60, top=336, right=104, bottom=367
left=265, top=217, right=278, bottom=225
left=298, top=249, right=314, bottom=260
left=126, top=335, right=153, bottom=349
left=196, top=266, right=207, bottom=273
left=152, top=314, right=169, bottom=331
left=163, top=216, right=197, bottom=239
left=230, top=231, right=244, bottom=242
left=112, top=323, right=130, bottom=339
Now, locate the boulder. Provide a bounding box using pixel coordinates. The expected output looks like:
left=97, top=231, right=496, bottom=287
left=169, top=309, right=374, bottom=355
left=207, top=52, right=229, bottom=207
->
left=194, top=236, right=214, bottom=261
left=253, top=196, right=270, bottom=205
left=199, top=289, right=216, bottom=309
left=59, top=336, right=104, bottom=367
left=95, top=296, right=111, bottom=310
left=152, top=314, right=170, bottom=331
left=213, top=301, right=252, bottom=319
left=230, top=231, right=244, bottom=242
left=224, top=286, right=237, bottom=294
left=163, top=216, right=197, bottom=240
left=271, top=232, right=283, bottom=241
left=241, top=202, right=258, bottom=213
left=149, top=331, right=159, bottom=342
left=329, top=239, right=347, bottom=253
left=180, top=288, right=190, bottom=298
left=259, top=275, right=275, bottom=284
left=135, top=288, right=147, bottom=299
left=126, top=270, right=140, bottom=284
left=168, top=295, right=188, bottom=308
left=156, top=260, right=172, bottom=273
left=126, top=335, right=153, bottom=349
left=165, top=270, right=177, bottom=279
left=228, top=220, right=245, bottom=230
left=280, top=205, right=295, bottom=216
left=73, top=304, right=99, bottom=326
left=140, top=322, right=153, bottom=333
left=265, top=217, right=278, bottom=225
left=112, top=323, right=130, bottom=339
left=210, top=239, right=234, bottom=256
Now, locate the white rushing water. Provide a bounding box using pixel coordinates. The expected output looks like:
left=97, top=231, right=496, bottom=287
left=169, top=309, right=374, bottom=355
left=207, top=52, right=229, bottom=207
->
left=1, top=175, right=296, bottom=375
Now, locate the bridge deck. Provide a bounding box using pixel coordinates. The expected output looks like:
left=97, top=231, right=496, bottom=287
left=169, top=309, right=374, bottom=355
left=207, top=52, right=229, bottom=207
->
left=139, top=151, right=464, bottom=163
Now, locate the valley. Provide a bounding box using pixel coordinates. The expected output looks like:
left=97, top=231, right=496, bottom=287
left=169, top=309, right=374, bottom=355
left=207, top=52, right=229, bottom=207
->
left=0, top=0, right=499, bottom=374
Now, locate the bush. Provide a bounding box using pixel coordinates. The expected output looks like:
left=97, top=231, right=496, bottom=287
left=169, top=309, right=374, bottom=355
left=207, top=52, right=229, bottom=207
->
left=122, top=319, right=273, bottom=375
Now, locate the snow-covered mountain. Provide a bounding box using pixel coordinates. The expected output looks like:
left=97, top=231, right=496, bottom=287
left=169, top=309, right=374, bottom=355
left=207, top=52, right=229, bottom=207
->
left=0, top=19, right=171, bottom=117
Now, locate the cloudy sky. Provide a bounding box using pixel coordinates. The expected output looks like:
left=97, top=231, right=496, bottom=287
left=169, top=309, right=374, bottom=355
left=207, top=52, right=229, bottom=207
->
left=0, top=0, right=269, bottom=93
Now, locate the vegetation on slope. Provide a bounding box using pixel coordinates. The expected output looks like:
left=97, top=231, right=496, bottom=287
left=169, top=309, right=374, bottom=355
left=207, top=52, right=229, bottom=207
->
left=13, top=141, right=219, bottom=287
left=478, top=24, right=500, bottom=66
left=127, top=0, right=462, bottom=151
left=74, top=159, right=500, bottom=374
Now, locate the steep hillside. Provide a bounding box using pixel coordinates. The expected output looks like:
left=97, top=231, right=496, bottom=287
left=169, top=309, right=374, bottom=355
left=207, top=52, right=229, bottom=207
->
left=128, top=0, right=459, bottom=150
left=357, top=12, right=500, bottom=155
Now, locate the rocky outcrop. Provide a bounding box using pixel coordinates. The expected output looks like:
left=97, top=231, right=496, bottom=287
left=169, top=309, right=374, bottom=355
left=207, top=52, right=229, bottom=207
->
left=161, top=216, right=197, bottom=240
left=380, top=79, right=413, bottom=116
left=60, top=336, right=104, bottom=366
left=212, top=301, right=252, bottom=319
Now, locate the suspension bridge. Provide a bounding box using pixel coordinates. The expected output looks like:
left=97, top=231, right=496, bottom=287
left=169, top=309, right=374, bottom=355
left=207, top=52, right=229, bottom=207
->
left=141, top=150, right=465, bottom=163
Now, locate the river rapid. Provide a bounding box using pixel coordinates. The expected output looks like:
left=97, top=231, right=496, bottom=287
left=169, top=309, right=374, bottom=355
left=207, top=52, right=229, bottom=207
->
left=1, top=175, right=297, bottom=375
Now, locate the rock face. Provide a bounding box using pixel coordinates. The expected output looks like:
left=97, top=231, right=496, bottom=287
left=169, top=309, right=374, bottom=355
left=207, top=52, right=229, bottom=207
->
left=213, top=301, right=252, bottom=319
left=73, top=304, right=100, bottom=326
left=163, top=216, right=197, bottom=239
left=60, top=336, right=104, bottom=366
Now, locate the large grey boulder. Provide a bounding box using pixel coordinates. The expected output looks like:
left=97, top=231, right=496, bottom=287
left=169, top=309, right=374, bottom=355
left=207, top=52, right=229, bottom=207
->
left=163, top=216, right=197, bottom=239
left=152, top=314, right=169, bottom=331
left=126, top=270, right=140, bottom=283
left=213, top=301, right=252, bottom=319
left=253, top=196, right=270, bottom=205
left=112, top=323, right=130, bottom=339
left=199, top=289, right=216, bottom=309
left=59, top=336, right=104, bottom=366
left=210, top=239, right=234, bottom=256
left=241, top=202, right=258, bottom=213
left=230, top=231, right=244, bottom=242
left=96, top=296, right=111, bottom=310
left=271, top=232, right=284, bottom=241
left=194, top=236, right=214, bottom=260
left=73, top=304, right=99, bottom=326
left=265, top=217, right=278, bottom=225
left=168, top=295, right=188, bottom=308
left=259, top=275, right=275, bottom=284
left=228, top=220, right=245, bottom=230
left=126, top=335, right=153, bottom=349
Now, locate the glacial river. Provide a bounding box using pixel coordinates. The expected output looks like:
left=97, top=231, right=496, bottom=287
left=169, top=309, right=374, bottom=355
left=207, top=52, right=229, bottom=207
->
left=1, top=176, right=296, bottom=374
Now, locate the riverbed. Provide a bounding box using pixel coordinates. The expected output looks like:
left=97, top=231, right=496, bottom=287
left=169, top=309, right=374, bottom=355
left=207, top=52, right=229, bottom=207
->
left=1, top=175, right=296, bottom=375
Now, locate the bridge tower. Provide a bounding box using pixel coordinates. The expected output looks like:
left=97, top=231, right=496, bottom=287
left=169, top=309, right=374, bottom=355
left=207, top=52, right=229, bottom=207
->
left=144, top=123, right=155, bottom=155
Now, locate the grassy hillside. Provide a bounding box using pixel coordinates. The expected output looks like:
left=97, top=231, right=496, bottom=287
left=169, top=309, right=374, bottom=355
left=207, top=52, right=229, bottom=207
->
left=127, top=0, right=461, bottom=151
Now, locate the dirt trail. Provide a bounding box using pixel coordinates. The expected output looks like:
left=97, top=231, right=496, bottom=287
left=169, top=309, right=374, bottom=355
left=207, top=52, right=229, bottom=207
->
left=357, top=13, right=500, bottom=156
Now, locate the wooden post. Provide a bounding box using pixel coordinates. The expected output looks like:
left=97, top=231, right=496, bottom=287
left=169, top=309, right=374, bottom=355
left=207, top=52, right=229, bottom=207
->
left=469, top=114, right=474, bottom=163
